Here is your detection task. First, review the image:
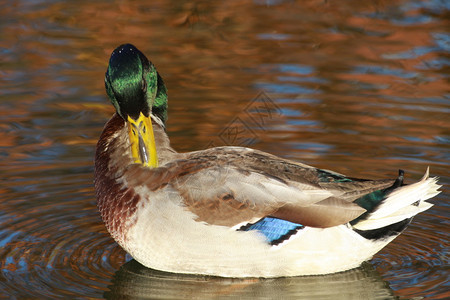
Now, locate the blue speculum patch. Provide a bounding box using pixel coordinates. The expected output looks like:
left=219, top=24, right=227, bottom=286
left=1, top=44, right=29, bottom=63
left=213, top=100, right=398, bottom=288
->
left=239, top=217, right=304, bottom=245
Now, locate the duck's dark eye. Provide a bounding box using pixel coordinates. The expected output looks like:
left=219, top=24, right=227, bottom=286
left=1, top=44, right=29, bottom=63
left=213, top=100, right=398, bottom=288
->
left=142, top=78, right=147, bottom=94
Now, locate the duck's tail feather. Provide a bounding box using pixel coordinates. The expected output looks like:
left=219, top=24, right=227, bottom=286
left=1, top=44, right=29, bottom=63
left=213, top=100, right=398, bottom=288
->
left=352, top=167, right=441, bottom=231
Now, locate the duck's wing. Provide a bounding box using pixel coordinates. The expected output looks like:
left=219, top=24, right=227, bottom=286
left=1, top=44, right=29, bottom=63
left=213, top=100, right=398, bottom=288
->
left=123, top=147, right=394, bottom=228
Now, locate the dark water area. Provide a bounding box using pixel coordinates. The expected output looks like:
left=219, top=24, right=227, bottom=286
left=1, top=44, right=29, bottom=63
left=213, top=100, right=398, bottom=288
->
left=0, top=0, right=448, bottom=298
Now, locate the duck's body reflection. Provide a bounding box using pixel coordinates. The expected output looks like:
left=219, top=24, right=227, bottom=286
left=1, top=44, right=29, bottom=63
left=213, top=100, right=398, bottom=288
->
left=105, top=260, right=396, bottom=299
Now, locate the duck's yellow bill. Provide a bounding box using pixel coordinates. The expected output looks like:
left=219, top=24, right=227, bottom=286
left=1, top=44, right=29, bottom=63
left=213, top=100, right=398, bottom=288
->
left=127, top=112, right=158, bottom=168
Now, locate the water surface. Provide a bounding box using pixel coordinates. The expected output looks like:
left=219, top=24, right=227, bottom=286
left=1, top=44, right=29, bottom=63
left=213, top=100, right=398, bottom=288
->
left=0, top=0, right=448, bottom=298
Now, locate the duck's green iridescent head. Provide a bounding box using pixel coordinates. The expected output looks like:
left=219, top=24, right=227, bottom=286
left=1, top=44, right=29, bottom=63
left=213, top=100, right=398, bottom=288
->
left=105, top=43, right=168, bottom=124
left=105, top=44, right=168, bottom=168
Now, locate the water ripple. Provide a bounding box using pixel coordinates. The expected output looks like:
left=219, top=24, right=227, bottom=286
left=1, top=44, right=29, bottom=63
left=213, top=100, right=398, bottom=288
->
left=372, top=213, right=449, bottom=299
left=0, top=170, right=127, bottom=298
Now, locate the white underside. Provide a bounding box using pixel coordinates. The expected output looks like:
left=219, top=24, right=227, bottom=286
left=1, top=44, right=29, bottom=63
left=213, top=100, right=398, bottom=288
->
left=115, top=170, right=440, bottom=278
left=120, top=186, right=391, bottom=278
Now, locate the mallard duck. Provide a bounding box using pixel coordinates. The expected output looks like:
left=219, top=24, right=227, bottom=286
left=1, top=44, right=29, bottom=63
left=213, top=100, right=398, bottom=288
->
left=95, top=44, right=441, bottom=278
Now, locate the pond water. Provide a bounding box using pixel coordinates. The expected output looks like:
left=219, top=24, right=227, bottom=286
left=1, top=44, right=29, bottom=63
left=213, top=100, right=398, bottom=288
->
left=0, top=0, right=448, bottom=298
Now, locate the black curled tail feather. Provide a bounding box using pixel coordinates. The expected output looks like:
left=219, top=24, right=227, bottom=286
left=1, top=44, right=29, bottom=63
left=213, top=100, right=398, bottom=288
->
left=351, top=170, right=411, bottom=240
left=350, top=170, right=405, bottom=226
